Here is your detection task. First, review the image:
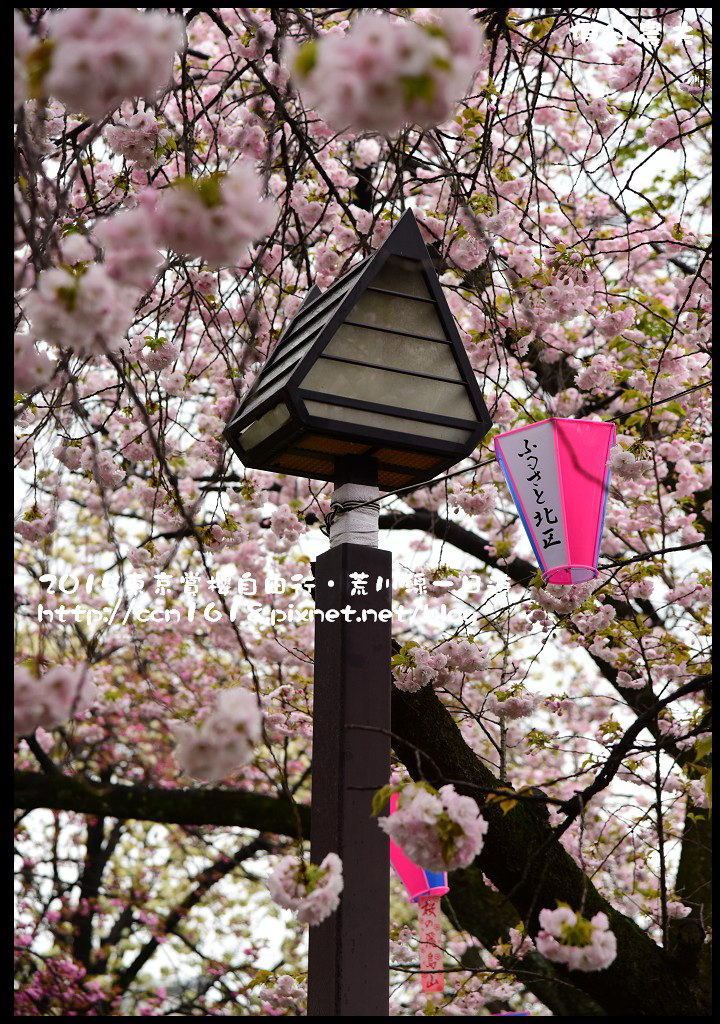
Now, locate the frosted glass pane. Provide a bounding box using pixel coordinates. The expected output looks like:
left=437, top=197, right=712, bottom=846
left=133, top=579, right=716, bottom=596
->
left=238, top=403, right=290, bottom=450
left=302, top=359, right=475, bottom=418
left=347, top=291, right=446, bottom=339
left=371, top=256, right=431, bottom=298
left=305, top=401, right=472, bottom=445
left=324, top=323, right=461, bottom=379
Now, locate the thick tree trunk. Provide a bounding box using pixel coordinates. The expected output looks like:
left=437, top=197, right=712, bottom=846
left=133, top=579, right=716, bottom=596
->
left=390, top=684, right=710, bottom=1017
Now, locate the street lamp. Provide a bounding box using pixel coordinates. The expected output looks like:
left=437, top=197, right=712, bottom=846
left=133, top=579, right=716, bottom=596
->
left=223, top=209, right=492, bottom=1015
left=224, top=208, right=491, bottom=490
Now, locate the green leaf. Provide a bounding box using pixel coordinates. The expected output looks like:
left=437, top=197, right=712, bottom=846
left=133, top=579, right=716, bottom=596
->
left=695, top=736, right=712, bottom=761
left=26, top=38, right=54, bottom=99
left=247, top=969, right=272, bottom=990
left=530, top=17, right=555, bottom=40
left=194, top=173, right=225, bottom=209
left=371, top=782, right=400, bottom=818
left=293, top=40, right=318, bottom=77
left=402, top=72, right=436, bottom=105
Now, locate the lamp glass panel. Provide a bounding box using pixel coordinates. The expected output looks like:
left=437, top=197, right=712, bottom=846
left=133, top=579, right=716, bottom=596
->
left=347, top=291, right=446, bottom=339
left=248, top=264, right=368, bottom=404
left=305, top=400, right=473, bottom=445
left=302, top=358, right=475, bottom=418
left=324, top=323, right=461, bottom=379
left=238, top=403, right=290, bottom=450
left=370, top=256, right=432, bottom=298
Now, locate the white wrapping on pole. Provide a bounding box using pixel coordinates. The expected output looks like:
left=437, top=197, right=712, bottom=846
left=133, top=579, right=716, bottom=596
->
left=328, top=482, right=380, bottom=548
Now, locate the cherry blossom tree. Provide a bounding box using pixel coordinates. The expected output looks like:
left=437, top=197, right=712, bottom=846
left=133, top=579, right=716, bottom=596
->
left=14, top=7, right=711, bottom=1016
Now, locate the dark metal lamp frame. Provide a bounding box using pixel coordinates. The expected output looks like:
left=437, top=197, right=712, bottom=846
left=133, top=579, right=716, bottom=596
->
left=223, top=209, right=492, bottom=490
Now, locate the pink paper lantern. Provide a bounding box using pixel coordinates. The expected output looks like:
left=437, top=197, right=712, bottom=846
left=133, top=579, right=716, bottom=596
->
left=389, top=793, right=448, bottom=993
left=388, top=794, right=449, bottom=904
left=494, top=418, right=615, bottom=585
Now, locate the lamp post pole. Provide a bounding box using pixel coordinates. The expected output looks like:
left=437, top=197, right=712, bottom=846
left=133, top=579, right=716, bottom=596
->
left=308, top=456, right=391, bottom=1016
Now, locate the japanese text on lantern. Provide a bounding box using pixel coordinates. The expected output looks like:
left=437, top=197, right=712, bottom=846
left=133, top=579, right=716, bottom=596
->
left=515, top=437, right=561, bottom=550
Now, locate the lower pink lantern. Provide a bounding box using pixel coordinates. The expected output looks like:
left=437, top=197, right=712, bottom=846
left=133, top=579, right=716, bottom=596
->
left=494, top=417, right=615, bottom=585
left=389, top=793, right=449, bottom=993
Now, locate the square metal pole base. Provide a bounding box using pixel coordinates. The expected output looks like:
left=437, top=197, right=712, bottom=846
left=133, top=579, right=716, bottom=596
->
left=308, top=543, right=392, bottom=1016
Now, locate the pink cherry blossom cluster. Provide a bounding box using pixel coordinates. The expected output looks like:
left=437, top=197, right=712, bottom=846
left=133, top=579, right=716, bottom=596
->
left=287, top=10, right=484, bottom=134
left=13, top=949, right=107, bottom=1016
left=270, top=504, right=305, bottom=543
left=81, top=449, right=125, bottom=489
left=575, top=354, right=618, bottom=391
left=536, top=281, right=593, bottom=325
left=450, top=233, right=489, bottom=271
left=169, top=688, right=262, bottom=783
left=14, top=505, right=56, bottom=542
left=607, top=445, right=654, bottom=479
left=14, top=333, right=55, bottom=393
left=532, top=580, right=596, bottom=617
left=571, top=603, right=617, bottom=635
left=687, top=779, right=709, bottom=809
left=507, top=926, right=534, bottom=959
left=578, top=96, right=618, bottom=137
left=452, top=483, right=498, bottom=517
left=595, top=307, right=635, bottom=339
left=485, top=688, right=537, bottom=720
left=105, top=109, right=171, bottom=169
left=656, top=715, right=700, bottom=751
left=535, top=906, right=617, bottom=972
left=151, top=164, right=277, bottom=269
left=393, top=646, right=448, bottom=692
left=14, top=664, right=97, bottom=736
left=23, top=164, right=274, bottom=355
left=266, top=852, right=344, bottom=926
left=23, top=264, right=136, bottom=357
left=378, top=782, right=488, bottom=872
left=444, top=638, right=490, bottom=674
left=141, top=339, right=179, bottom=372
left=393, top=638, right=489, bottom=693
left=258, top=974, right=306, bottom=1016
left=615, top=670, right=646, bottom=689
left=42, top=8, right=185, bottom=121
left=645, top=115, right=687, bottom=151
left=94, top=207, right=163, bottom=290
left=666, top=900, right=692, bottom=919
left=605, top=53, right=643, bottom=91
left=390, top=922, right=416, bottom=963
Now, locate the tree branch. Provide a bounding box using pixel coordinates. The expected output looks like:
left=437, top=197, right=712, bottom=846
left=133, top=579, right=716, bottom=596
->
left=390, top=682, right=708, bottom=1016
left=557, top=676, right=711, bottom=821
left=14, top=770, right=309, bottom=838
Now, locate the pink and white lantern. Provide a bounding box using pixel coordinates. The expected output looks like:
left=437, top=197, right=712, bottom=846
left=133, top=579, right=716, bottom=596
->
left=494, top=418, right=616, bottom=585
left=389, top=794, right=448, bottom=993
